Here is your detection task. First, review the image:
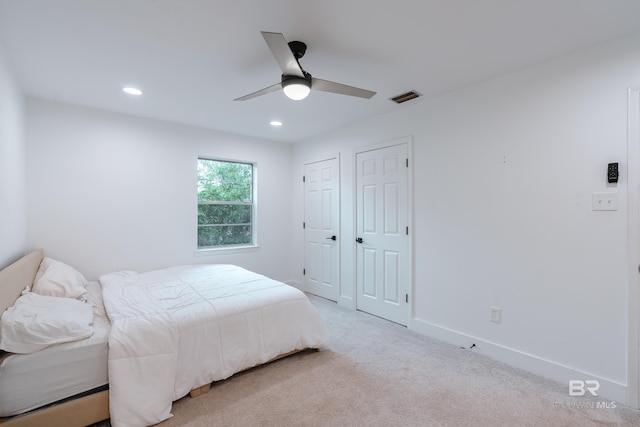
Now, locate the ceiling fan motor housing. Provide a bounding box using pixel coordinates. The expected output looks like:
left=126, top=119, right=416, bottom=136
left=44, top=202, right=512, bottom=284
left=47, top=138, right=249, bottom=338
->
left=281, top=72, right=312, bottom=87
left=288, top=41, right=307, bottom=59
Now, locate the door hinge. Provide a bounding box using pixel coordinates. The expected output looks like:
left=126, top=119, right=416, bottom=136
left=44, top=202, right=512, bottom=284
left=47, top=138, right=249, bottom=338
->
left=406, top=226, right=409, bottom=235
left=405, top=294, right=409, bottom=303
left=303, top=222, right=306, bottom=229
left=406, top=158, right=409, bottom=168
left=303, top=268, right=306, bottom=275
left=303, top=175, right=306, bottom=182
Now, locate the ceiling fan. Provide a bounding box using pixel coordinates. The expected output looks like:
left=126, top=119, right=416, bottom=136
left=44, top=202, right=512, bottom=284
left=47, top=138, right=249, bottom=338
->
left=234, top=31, right=376, bottom=101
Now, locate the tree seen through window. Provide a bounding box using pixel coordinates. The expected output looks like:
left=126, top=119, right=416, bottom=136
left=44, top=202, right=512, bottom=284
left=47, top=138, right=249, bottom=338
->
left=197, top=158, right=254, bottom=248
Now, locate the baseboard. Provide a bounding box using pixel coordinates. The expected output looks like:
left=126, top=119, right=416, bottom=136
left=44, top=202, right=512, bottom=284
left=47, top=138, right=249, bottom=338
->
left=284, top=280, right=303, bottom=291
left=337, top=295, right=354, bottom=310
left=286, top=281, right=354, bottom=309
left=410, top=318, right=628, bottom=404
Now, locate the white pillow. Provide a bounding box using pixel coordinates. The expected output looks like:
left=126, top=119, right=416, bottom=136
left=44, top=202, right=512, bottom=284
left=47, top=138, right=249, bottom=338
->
left=0, top=292, right=94, bottom=354
left=31, top=257, right=88, bottom=301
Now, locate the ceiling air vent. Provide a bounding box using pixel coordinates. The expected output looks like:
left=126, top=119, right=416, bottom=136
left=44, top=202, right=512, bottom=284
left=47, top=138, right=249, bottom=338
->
left=390, top=90, right=420, bottom=104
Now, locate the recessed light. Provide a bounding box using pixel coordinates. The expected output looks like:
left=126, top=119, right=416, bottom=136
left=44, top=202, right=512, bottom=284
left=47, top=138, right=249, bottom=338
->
left=270, top=120, right=283, bottom=126
left=122, top=87, right=143, bottom=96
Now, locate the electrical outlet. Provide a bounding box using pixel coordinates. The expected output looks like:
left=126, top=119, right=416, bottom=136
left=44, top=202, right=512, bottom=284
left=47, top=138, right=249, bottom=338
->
left=592, top=192, right=618, bottom=211
left=490, top=307, right=502, bottom=323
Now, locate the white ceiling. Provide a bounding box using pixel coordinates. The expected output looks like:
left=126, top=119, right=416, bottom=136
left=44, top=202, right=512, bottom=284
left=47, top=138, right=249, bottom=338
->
left=1, top=0, right=640, bottom=143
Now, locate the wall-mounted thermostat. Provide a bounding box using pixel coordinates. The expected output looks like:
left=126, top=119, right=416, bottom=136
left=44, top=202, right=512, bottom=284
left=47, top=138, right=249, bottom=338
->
left=608, top=162, right=619, bottom=183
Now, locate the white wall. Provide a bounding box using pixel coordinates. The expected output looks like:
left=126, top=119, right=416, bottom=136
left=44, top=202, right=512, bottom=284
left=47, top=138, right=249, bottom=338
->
left=292, top=33, right=640, bottom=402
left=26, top=99, right=294, bottom=281
left=0, top=46, right=27, bottom=266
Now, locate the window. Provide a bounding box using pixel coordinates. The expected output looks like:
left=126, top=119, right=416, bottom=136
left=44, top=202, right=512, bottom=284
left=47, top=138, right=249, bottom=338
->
left=197, top=158, right=255, bottom=248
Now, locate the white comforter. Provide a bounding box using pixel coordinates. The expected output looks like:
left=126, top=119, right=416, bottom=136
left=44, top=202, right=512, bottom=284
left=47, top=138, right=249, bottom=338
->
left=100, top=264, right=330, bottom=427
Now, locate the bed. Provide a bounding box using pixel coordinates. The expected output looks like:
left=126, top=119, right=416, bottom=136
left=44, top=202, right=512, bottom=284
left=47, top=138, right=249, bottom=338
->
left=0, top=250, right=330, bottom=427
left=0, top=249, right=109, bottom=427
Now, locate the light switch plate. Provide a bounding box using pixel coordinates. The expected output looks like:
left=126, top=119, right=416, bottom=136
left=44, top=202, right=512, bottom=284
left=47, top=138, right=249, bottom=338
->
left=490, top=307, right=502, bottom=323
left=592, top=192, right=618, bottom=211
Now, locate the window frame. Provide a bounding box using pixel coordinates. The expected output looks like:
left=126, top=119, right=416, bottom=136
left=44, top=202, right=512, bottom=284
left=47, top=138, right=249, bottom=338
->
left=196, top=156, right=258, bottom=253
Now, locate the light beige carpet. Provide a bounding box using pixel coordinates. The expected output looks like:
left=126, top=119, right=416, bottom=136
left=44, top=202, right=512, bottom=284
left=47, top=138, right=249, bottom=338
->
left=101, top=294, right=640, bottom=426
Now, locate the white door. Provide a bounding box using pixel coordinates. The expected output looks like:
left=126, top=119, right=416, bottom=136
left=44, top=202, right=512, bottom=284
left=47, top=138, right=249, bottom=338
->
left=629, top=86, right=640, bottom=409
left=356, top=143, right=410, bottom=325
left=304, top=158, right=339, bottom=301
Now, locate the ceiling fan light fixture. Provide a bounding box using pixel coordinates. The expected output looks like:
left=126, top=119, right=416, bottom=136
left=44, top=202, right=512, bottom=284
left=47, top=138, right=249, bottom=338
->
left=282, top=76, right=311, bottom=100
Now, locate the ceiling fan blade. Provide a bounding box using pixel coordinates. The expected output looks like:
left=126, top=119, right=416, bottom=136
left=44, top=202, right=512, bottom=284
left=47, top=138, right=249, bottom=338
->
left=234, top=82, right=281, bottom=101
left=312, top=78, right=376, bottom=99
left=261, top=31, right=305, bottom=78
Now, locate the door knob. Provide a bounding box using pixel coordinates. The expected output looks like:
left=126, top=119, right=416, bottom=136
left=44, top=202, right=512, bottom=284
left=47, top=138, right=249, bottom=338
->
left=326, top=235, right=337, bottom=241
left=355, top=237, right=363, bottom=244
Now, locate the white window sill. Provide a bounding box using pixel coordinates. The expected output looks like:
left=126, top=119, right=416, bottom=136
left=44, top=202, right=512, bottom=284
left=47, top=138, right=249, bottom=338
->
left=193, top=245, right=259, bottom=257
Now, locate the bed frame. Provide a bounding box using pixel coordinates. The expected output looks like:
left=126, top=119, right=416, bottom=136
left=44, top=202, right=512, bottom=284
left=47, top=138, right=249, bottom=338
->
left=0, top=250, right=310, bottom=426
left=0, top=250, right=109, bottom=427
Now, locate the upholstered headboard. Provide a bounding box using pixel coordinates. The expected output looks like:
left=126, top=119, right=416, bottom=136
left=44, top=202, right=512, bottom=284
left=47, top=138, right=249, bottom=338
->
left=0, top=249, right=44, bottom=315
